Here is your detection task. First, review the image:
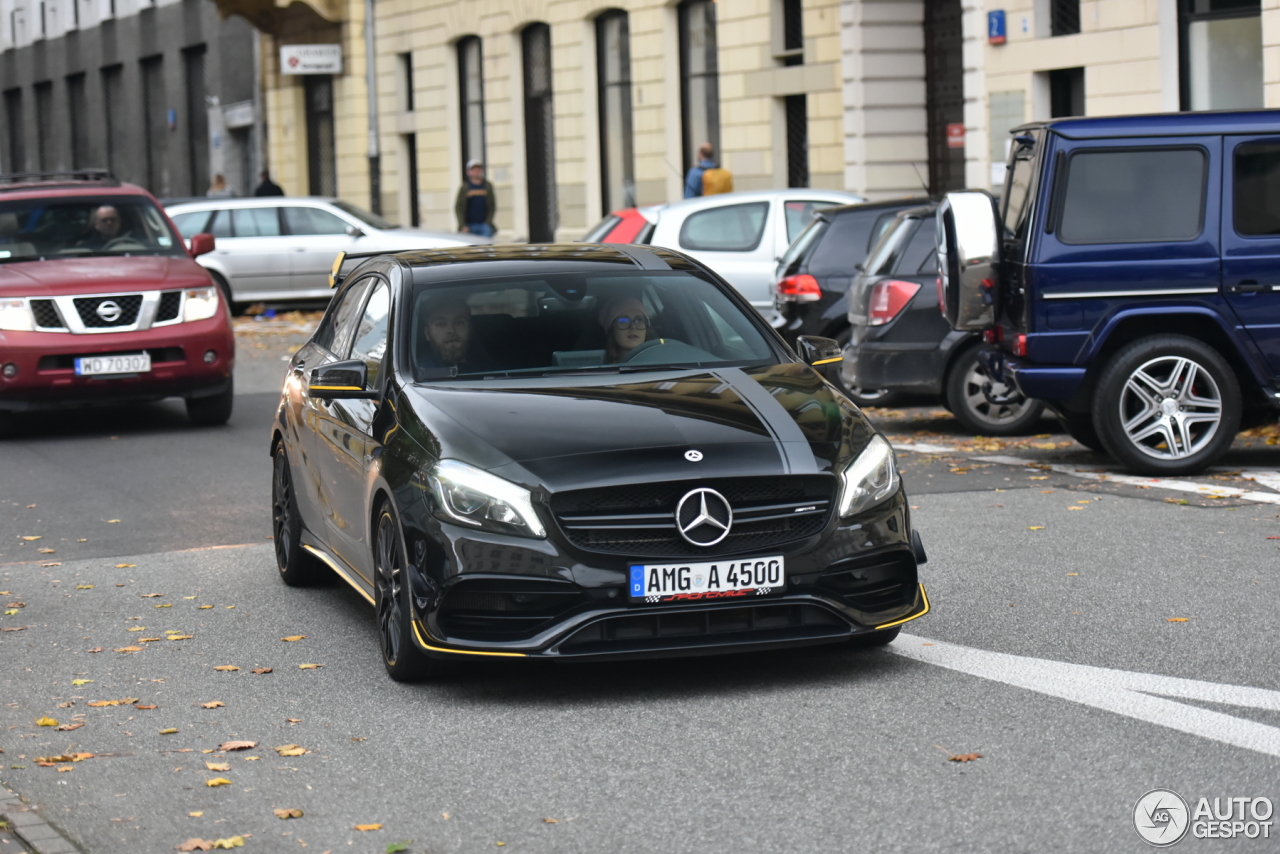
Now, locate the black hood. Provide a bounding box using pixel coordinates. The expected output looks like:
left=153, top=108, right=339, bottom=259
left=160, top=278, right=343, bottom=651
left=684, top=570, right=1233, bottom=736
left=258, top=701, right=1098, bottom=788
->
left=402, top=364, right=875, bottom=493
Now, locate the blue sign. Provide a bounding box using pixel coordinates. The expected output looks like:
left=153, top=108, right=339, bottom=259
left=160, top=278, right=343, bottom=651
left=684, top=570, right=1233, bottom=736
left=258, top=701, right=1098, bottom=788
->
left=988, top=10, right=1007, bottom=45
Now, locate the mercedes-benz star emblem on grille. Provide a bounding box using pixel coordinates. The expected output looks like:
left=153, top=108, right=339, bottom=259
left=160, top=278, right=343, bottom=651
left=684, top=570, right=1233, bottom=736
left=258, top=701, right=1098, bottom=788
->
left=684, top=450, right=703, bottom=462
left=675, top=488, right=732, bottom=547
left=95, top=300, right=122, bottom=323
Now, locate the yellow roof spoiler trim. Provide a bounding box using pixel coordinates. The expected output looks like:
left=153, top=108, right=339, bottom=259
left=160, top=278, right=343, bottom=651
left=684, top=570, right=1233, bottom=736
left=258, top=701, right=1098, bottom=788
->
left=329, top=251, right=347, bottom=289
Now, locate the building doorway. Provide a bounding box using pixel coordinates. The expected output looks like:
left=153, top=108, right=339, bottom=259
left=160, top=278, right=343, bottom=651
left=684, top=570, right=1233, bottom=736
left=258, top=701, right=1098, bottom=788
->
left=924, top=0, right=965, bottom=197
left=304, top=75, right=337, bottom=196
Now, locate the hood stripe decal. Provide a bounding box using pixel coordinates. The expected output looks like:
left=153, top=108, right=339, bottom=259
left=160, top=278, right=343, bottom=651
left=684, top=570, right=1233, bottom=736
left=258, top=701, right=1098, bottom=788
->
left=711, top=368, right=819, bottom=475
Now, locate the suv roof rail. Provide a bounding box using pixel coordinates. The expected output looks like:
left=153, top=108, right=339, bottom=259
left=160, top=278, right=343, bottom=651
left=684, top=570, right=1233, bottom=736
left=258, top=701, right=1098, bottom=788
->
left=0, top=169, right=121, bottom=190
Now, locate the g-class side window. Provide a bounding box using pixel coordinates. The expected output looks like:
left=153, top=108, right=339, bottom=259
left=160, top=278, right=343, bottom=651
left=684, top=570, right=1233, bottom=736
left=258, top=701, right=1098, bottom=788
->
left=1234, top=142, right=1280, bottom=236
left=1055, top=148, right=1207, bottom=244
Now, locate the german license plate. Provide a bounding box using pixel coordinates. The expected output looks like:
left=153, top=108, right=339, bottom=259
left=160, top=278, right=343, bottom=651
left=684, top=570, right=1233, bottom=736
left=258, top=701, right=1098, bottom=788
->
left=630, top=556, right=785, bottom=603
left=74, top=353, right=151, bottom=376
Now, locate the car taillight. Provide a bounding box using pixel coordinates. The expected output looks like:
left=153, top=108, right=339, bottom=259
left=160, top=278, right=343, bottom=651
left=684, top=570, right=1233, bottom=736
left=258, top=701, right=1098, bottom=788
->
left=868, top=280, right=921, bottom=326
left=776, top=274, right=822, bottom=303
left=1012, top=333, right=1028, bottom=357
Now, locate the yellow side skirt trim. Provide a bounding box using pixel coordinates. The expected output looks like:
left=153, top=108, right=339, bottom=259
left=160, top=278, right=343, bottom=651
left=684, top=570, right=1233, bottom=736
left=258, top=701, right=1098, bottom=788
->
left=310, top=385, right=364, bottom=392
left=411, top=621, right=527, bottom=658
left=811, top=356, right=843, bottom=365
left=874, top=583, right=930, bottom=630
left=301, top=545, right=375, bottom=605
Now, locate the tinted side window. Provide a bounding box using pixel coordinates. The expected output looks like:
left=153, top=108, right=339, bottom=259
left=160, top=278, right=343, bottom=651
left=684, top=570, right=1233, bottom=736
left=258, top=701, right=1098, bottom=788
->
left=807, top=212, right=876, bottom=275
left=679, top=202, right=769, bottom=252
left=209, top=209, right=232, bottom=238
left=349, top=282, right=390, bottom=389
left=231, top=207, right=281, bottom=237
left=898, top=218, right=938, bottom=274
left=170, top=210, right=211, bottom=239
left=1058, top=148, right=1206, bottom=244
left=313, top=279, right=370, bottom=354
left=284, top=206, right=350, bottom=236
left=1234, top=142, right=1280, bottom=236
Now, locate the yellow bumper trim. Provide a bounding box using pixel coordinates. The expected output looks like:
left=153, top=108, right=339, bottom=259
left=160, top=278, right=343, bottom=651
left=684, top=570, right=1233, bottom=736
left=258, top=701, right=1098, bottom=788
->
left=412, top=621, right=527, bottom=657
left=874, top=583, right=930, bottom=630
left=811, top=356, right=843, bottom=365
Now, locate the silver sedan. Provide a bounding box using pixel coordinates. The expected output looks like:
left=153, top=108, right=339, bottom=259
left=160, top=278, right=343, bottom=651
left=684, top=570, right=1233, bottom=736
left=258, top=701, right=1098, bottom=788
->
left=165, top=197, right=489, bottom=308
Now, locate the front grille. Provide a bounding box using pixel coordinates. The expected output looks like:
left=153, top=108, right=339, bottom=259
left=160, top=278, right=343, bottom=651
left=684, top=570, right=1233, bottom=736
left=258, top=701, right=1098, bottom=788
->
left=73, top=294, right=142, bottom=328
left=818, top=551, right=917, bottom=614
left=437, top=577, right=588, bottom=641
left=557, top=602, right=848, bottom=655
left=155, top=291, right=182, bottom=322
left=551, top=476, right=834, bottom=557
left=30, top=299, right=63, bottom=328
left=36, top=347, right=184, bottom=371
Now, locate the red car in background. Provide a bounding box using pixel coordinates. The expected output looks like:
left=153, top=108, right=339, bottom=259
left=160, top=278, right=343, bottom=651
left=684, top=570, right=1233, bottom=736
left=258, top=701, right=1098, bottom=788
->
left=581, top=207, right=654, bottom=244
left=0, top=171, right=234, bottom=433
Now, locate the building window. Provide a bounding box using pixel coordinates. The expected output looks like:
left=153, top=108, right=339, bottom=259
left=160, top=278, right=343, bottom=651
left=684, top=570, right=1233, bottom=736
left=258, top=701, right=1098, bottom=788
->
left=597, top=9, right=634, bottom=212
left=1049, top=67, right=1085, bottom=117
left=304, top=75, right=337, bottom=196
left=777, top=0, right=803, bottom=66
left=785, top=95, right=807, bottom=188
left=522, top=22, right=557, bottom=241
left=140, top=55, right=166, bottom=195
left=679, top=0, right=719, bottom=175
left=1049, top=0, right=1081, bottom=36
left=1181, top=0, right=1262, bottom=111
left=403, top=133, right=419, bottom=226
left=100, top=64, right=122, bottom=173
left=34, top=82, right=51, bottom=170
left=924, top=0, right=965, bottom=195
left=457, top=36, right=485, bottom=173
left=184, top=46, right=208, bottom=196
left=4, top=89, right=23, bottom=172
left=67, top=73, right=87, bottom=169
left=398, top=52, right=414, bottom=112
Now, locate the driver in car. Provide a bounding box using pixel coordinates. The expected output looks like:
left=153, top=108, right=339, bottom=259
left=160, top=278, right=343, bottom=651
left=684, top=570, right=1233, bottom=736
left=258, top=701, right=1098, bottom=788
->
left=420, top=297, right=495, bottom=372
left=600, top=297, right=653, bottom=363
left=80, top=205, right=131, bottom=249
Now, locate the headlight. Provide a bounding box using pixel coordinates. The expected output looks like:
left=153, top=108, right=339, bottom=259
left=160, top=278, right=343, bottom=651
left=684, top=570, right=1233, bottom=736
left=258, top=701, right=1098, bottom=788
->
left=838, top=435, right=900, bottom=517
left=426, top=459, right=546, bottom=538
left=183, top=286, right=220, bottom=322
left=0, top=298, right=34, bottom=331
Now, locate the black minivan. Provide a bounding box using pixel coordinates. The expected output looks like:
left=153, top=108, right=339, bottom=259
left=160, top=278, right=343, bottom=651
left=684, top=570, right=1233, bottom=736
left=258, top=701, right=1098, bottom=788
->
left=842, top=205, right=1045, bottom=435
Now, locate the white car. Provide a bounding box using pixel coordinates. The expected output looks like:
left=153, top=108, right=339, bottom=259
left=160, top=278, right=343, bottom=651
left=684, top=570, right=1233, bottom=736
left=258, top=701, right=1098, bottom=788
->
left=584, top=189, right=864, bottom=314
left=164, top=197, right=488, bottom=309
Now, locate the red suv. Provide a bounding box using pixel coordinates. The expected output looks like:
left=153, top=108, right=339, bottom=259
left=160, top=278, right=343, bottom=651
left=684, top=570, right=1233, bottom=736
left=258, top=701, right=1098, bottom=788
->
left=0, top=172, right=234, bottom=431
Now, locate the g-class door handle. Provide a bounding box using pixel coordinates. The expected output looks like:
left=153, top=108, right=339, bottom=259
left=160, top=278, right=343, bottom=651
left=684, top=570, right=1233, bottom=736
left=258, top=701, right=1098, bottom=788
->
left=1228, top=280, right=1273, bottom=294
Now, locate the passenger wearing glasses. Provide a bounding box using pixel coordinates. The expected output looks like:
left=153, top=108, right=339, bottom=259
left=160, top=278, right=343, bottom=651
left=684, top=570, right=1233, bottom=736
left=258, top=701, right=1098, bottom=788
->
left=81, top=205, right=130, bottom=249
left=599, top=297, right=653, bottom=363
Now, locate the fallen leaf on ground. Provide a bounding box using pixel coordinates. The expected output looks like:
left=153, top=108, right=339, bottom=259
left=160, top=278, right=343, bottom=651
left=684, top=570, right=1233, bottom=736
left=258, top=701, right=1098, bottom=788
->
left=3, top=609, right=18, bottom=615
left=286, top=718, right=301, bottom=724
left=177, top=839, right=215, bottom=851
left=56, top=722, right=84, bottom=731
left=155, top=603, right=172, bottom=608
left=183, top=596, right=197, bottom=599
left=86, top=646, right=102, bottom=652
left=948, top=753, right=983, bottom=762
left=140, top=593, right=162, bottom=598
left=160, top=728, right=179, bottom=735
left=211, top=838, right=244, bottom=850
left=273, top=808, right=304, bottom=819
left=88, top=698, right=135, bottom=707
left=219, top=740, right=257, bottom=751
left=107, top=519, right=120, bottom=523
left=37, top=548, right=55, bottom=554
left=298, top=663, right=321, bottom=670
left=385, top=843, right=413, bottom=854
left=76, top=585, right=93, bottom=590
left=201, top=701, right=225, bottom=709
left=0, top=625, right=24, bottom=632
left=250, top=668, right=272, bottom=674
left=168, top=634, right=194, bottom=640
left=35, top=716, right=58, bottom=726
left=128, top=626, right=147, bottom=632
left=199, top=605, right=213, bottom=610
left=1027, top=526, right=1045, bottom=531
left=1167, top=617, right=1190, bottom=622
left=140, top=637, right=163, bottom=642
left=205, top=777, right=232, bottom=787
left=21, top=536, right=42, bottom=541
left=40, top=562, right=61, bottom=567
left=281, top=636, right=306, bottom=642
left=115, top=646, right=145, bottom=653
left=135, top=704, right=157, bottom=710
left=213, top=665, right=240, bottom=672
left=354, top=824, right=382, bottom=831
left=274, top=744, right=307, bottom=757
left=542, top=818, right=559, bottom=823
left=189, top=811, right=203, bottom=817
left=71, top=679, right=92, bottom=686
left=205, top=761, right=230, bottom=771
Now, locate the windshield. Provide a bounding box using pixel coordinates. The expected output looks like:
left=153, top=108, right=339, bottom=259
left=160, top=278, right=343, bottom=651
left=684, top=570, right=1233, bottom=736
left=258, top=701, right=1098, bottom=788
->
left=408, top=271, right=779, bottom=381
left=0, top=195, right=184, bottom=261
left=331, top=199, right=396, bottom=230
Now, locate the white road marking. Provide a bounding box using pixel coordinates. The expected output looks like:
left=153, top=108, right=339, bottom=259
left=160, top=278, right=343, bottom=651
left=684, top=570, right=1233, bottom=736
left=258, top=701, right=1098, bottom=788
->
left=895, top=633, right=1280, bottom=758
left=892, top=443, right=956, bottom=454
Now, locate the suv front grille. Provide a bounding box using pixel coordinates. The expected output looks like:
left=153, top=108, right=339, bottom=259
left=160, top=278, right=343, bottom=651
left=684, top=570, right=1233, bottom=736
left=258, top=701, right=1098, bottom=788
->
left=73, top=294, right=143, bottom=328
left=550, top=476, right=834, bottom=557
left=156, top=291, right=182, bottom=322
left=30, top=299, right=63, bottom=328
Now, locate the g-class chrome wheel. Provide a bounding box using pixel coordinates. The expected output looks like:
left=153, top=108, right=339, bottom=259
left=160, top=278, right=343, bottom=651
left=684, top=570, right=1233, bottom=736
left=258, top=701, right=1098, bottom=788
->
left=1118, top=355, right=1222, bottom=461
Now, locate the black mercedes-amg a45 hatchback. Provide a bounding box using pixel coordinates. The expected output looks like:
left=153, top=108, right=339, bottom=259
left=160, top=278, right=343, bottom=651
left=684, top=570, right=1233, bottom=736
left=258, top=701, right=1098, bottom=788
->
left=270, top=244, right=929, bottom=681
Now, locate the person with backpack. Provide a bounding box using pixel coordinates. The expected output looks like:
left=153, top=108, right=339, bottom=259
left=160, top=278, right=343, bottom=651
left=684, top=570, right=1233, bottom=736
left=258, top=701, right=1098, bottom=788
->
left=683, top=143, right=733, bottom=199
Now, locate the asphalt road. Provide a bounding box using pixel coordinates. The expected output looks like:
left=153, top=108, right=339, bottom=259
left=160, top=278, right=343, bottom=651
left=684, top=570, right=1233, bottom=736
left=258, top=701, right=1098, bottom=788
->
left=3, top=347, right=1280, bottom=853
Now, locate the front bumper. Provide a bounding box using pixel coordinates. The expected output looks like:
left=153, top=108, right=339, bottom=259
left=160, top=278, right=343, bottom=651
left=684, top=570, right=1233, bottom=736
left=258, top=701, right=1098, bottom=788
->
left=0, top=316, right=235, bottom=411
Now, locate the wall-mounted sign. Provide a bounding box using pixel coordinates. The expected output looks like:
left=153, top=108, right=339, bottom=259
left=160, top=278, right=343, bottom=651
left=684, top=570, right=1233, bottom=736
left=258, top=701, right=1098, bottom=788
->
left=988, top=10, right=1007, bottom=45
left=280, top=44, right=342, bottom=75
left=946, top=123, right=966, bottom=149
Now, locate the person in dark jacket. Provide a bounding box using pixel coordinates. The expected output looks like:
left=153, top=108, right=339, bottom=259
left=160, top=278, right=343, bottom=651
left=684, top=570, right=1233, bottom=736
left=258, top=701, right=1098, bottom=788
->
left=253, top=171, right=285, bottom=197
left=454, top=160, right=497, bottom=237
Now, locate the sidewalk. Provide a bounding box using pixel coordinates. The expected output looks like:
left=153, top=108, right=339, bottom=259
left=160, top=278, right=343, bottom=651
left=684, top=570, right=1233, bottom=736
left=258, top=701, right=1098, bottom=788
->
left=0, top=785, right=81, bottom=854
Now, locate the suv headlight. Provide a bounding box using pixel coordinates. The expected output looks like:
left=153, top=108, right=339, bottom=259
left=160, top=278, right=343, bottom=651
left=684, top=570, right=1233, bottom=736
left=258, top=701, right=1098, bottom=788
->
left=426, top=459, right=546, bottom=538
left=838, top=435, right=900, bottom=517
left=183, top=286, right=220, bottom=322
left=0, top=298, right=34, bottom=331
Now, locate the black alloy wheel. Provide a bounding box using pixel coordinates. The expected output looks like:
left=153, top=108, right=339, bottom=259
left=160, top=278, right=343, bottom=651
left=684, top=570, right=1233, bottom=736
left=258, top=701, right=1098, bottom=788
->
left=946, top=345, right=1045, bottom=436
left=834, top=327, right=900, bottom=408
left=272, top=445, right=322, bottom=586
left=374, top=504, right=437, bottom=682
left=1092, top=335, right=1241, bottom=476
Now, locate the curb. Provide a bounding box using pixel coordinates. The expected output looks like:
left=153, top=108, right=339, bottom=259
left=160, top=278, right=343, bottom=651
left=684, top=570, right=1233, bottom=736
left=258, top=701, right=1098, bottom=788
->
left=0, top=785, right=83, bottom=854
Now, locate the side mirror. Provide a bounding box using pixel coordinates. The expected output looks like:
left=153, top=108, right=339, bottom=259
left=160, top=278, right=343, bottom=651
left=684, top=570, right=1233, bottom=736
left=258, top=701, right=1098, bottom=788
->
left=309, top=360, right=378, bottom=399
left=189, top=233, right=215, bottom=258
left=795, top=335, right=842, bottom=367
left=346, top=225, right=365, bottom=238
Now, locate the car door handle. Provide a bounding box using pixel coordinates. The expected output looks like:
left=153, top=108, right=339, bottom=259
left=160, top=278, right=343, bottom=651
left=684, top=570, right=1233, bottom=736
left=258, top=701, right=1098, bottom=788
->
left=1228, top=280, right=1273, bottom=294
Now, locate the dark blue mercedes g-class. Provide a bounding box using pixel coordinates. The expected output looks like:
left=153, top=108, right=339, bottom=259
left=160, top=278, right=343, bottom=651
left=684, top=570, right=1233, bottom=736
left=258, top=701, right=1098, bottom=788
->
left=938, top=110, right=1280, bottom=476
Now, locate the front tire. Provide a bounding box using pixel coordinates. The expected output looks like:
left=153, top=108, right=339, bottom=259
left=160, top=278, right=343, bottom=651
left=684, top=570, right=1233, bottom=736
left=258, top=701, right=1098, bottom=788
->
left=1057, top=411, right=1104, bottom=452
left=186, top=378, right=234, bottom=426
left=945, top=345, right=1045, bottom=436
left=1092, top=335, right=1240, bottom=476
left=272, top=444, right=323, bottom=586
left=374, top=504, right=439, bottom=682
